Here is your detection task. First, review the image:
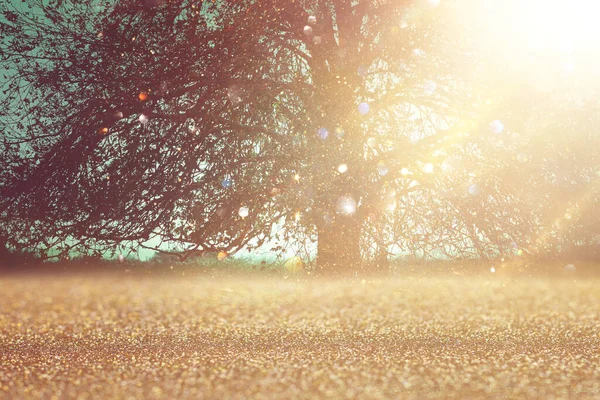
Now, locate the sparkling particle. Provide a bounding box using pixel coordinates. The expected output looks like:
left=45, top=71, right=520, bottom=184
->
left=358, top=102, right=370, bottom=115
left=118, top=254, right=124, bottom=263
left=217, top=251, right=228, bottom=261
left=336, top=196, right=357, bottom=215
left=490, top=267, right=496, bottom=273
left=423, top=163, right=434, bottom=173
left=335, top=127, right=345, bottom=138
left=294, top=174, right=300, bottom=182
left=401, top=168, right=411, bottom=176
left=367, top=137, right=378, bottom=148
left=489, top=120, right=504, bottom=134
left=139, top=114, right=148, bottom=124
left=338, top=164, right=348, bottom=173
left=138, top=91, right=148, bottom=101
left=303, top=25, right=313, bottom=36
left=317, top=127, right=328, bottom=139
left=238, top=206, right=249, bottom=218
left=294, top=212, right=301, bottom=222
left=307, top=15, right=317, bottom=25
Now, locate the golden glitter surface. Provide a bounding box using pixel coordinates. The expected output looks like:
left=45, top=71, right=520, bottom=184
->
left=1, top=274, right=599, bottom=399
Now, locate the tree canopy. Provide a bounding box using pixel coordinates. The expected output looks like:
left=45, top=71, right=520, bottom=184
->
left=1, top=0, right=598, bottom=271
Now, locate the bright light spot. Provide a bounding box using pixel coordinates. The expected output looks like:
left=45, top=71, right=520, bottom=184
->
left=307, top=15, right=317, bottom=25
left=563, top=62, right=576, bottom=73
left=401, top=168, right=411, bottom=176
left=358, top=102, right=370, bottom=115
left=489, top=120, right=504, bottom=134
left=138, top=91, right=148, bottom=101
left=336, top=196, right=357, bottom=215
left=294, top=174, right=300, bottom=181
left=564, top=263, right=576, bottom=272
left=317, top=127, right=328, bottom=139
left=387, top=200, right=397, bottom=212
left=221, top=178, right=232, bottom=189
left=139, top=114, right=148, bottom=124
left=227, top=86, right=242, bottom=103
left=294, top=212, right=301, bottom=222
left=303, top=25, right=313, bottom=36
left=338, top=164, right=348, bottom=173
left=469, top=184, right=480, bottom=195
left=335, top=126, right=345, bottom=138
left=284, top=256, right=304, bottom=273
left=238, top=206, right=249, bottom=218
left=441, top=161, right=452, bottom=172
left=424, top=80, right=437, bottom=94
left=564, top=212, right=572, bottom=220
left=378, top=163, right=389, bottom=176
left=490, top=267, right=496, bottom=273
left=482, top=0, right=600, bottom=56
left=118, top=254, right=124, bottom=262
left=98, top=127, right=108, bottom=135
left=427, top=0, right=440, bottom=7
left=217, top=251, right=228, bottom=261
left=423, top=163, right=434, bottom=173
left=367, top=137, right=378, bottom=148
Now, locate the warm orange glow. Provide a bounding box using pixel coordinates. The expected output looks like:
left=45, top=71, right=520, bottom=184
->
left=138, top=91, right=148, bottom=101
left=98, top=127, right=108, bottom=135
left=217, top=251, right=228, bottom=261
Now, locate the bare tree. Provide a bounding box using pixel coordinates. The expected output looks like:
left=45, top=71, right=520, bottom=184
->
left=1, top=0, right=550, bottom=272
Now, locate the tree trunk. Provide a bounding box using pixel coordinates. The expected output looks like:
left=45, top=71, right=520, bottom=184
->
left=0, top=235, right=11, bottom=266
left=317, top=214, right=362, bottom=276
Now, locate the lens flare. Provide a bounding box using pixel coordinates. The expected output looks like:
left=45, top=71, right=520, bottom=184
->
left=423, top=163, right=434, bottom=173
left=358, top=102, right=370, bottom=115
left=238, top=206, right=249, bottom=218
left=336, top=196, right=357, bottom=215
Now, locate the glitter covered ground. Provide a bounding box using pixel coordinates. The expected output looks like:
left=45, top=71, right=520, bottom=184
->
left=1, top=273, right=599, bottom=399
